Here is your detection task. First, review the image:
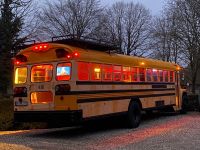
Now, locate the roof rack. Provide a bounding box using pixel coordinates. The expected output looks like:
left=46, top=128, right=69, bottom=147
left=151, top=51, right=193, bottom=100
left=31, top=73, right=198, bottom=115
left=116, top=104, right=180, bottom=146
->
left=51, top=35, right=119, bottom=53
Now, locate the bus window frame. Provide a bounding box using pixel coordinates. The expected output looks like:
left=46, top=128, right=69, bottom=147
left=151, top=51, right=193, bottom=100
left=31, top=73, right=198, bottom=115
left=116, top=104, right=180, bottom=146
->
left=158, top=70, right=164, bottom=82
left=131, top=67, right=138, bottom=82
left=90, top=63, right=102, bottom=81
left=30, top=64, right=53, bottom=83
left=146, top=68, right=152, bottom=82
left=14, top=66, right=28, bottom=84
left=102, top=63, right=113, bottom=81
left=169, top=71, right=175, bottom=82
left=122, top=66, right=131, bottom=82
left=152, top=69, right=158, bottom=82
left=113, top=65, right=122, bottom=82
left=138, top=68, right=145, bottom=82
left=77, top=61, right=90, bottom=81
left=163, top=70, right=169, bottom=82
left=56, top=62, right=72, bottom=81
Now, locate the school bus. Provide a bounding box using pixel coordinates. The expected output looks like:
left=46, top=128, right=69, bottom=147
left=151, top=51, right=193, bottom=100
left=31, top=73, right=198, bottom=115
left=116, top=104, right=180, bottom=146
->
left=13, top=36, right=187, bottom=128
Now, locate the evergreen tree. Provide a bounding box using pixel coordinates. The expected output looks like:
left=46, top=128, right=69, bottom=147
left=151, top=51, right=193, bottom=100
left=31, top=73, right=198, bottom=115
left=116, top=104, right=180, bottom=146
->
left=0, top=0, right=25, bottom=95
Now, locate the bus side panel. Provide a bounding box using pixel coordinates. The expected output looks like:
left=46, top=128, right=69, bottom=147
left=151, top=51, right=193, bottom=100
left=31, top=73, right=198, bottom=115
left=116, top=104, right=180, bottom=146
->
left=54, top=95, right=78, bottom=110
left=78, top=99, right=130, bottom=118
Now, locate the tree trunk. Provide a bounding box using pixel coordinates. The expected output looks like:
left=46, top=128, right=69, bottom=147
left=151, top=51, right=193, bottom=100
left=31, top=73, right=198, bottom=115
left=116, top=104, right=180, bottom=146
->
left=191, top=72, right=197, bottom=94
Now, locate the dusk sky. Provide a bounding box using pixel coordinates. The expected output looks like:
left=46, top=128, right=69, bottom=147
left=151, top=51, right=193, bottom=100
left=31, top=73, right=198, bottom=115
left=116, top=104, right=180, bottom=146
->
left=101, top=0, right=166, bottom=15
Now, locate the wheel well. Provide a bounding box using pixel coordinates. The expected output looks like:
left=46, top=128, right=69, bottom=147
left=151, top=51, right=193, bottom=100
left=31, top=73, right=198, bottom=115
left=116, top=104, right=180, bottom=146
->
left=129, top=98, right=142, bottom=110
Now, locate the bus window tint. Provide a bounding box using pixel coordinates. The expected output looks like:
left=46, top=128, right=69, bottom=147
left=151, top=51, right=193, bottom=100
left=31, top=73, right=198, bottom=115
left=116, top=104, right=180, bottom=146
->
left=91, top=63, right=101, bottom=81
left=123, top=66, right=131, bottom=82
left=31, top=65, right=53, bottom=82
left=163, top=71, right=169, bottom=82
left=170, top=71, right=174, bottom=82
left=159, top=70, right=163, bottom=82
left=56, top=63, right=71, bottom=81
left=78, top=62, right=89, bottom=81
left=113, top=65, right=122, bottom=81
left=152, top=69, right=158, bottom=82
left=102, top=64, right=112, bottom=81
left=146, top=69, right=152, bottom=82
left=131, top=67, right=138, bottom=82
left=139, top=68, right=145, bottom=81
left=15, top=67, right=27, bottom=84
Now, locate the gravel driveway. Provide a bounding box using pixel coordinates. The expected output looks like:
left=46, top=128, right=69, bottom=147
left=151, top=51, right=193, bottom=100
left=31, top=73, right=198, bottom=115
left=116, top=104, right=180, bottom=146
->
left=0, top=112, right=200, bottom=150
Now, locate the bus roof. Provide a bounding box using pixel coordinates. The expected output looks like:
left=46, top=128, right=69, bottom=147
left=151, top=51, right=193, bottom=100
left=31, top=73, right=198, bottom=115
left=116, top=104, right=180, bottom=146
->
left=15, top=42, right=179, bottom=71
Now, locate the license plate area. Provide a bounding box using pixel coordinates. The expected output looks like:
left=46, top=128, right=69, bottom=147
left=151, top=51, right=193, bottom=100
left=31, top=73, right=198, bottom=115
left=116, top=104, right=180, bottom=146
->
left=15, top=101, right=28, bottom=106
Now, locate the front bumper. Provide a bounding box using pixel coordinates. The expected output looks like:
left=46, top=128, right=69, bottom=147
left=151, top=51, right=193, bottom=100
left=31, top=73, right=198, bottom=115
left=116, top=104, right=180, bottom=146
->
left=14, top=110, right=82, bottom=124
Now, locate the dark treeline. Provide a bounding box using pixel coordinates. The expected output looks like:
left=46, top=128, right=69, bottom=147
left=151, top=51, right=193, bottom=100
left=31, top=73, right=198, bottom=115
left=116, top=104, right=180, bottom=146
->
left=0, top=0, right=200, bottom=94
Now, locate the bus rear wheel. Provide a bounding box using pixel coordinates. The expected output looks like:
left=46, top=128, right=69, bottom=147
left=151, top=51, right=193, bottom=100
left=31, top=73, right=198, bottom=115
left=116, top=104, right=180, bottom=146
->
left=127, top=101, right=141, bottom=128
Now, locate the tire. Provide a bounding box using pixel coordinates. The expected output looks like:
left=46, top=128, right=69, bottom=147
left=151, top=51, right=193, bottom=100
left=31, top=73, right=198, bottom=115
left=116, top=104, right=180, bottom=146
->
left=145, top=110, right=153, bottom=115
left=127, top=101, right=141, bottom=128
left=180, top=94, right=188, bottom=114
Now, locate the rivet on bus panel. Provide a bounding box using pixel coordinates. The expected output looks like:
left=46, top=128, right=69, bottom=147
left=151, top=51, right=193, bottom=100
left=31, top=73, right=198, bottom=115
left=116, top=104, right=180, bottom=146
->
left=60, top=96, right=64, bottom=101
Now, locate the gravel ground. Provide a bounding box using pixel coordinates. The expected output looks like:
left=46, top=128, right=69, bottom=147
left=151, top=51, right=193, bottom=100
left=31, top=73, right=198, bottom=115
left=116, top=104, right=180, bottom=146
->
left=0, top=112, right=200, bottom=150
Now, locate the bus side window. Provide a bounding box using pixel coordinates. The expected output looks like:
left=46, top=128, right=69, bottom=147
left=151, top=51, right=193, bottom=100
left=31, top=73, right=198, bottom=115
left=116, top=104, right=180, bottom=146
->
left=78, top=62, right=90, bottom=81
left=152, top=69, right=158, bottom=82
left=91, top=63, right=102, bottom=81
left=131, top=67, right=138, bottom=82
left=113, top=65, right=122, bottom=81
left=139, top=68, right=145, bottom=82
left=163, top=71, right=169, bottom=82
left=146, top=69, right=152, bottom=82
left=56, top=63, right=71, bottom=81
left=170, top=71, right=174, bottom=82
left=102, top=64, right=112, bottom=81
left=159, top=70, right=163, bottom=82
left=123, top=66, right=131, bottom=82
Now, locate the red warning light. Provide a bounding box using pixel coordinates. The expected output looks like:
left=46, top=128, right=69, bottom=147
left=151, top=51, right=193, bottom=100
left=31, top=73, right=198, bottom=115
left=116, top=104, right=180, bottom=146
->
left=67, top=55, right=71, bottom=59
left=74, top=52, right=79, bottom=57
left=15, top=61, right=21, bottom=65
left=14, top=54, right=28, bottom=65
left=32, top=44, right=49, bottom=52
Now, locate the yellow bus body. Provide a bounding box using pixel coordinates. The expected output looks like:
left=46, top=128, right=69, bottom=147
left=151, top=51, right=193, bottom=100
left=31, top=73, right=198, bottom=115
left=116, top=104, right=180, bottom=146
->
left=13, top=42, right=185, bottom=127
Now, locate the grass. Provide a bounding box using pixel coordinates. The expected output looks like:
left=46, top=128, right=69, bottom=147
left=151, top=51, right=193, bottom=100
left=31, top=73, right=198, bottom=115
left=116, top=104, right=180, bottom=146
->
left=0, top=97, right=13, bottom=130
left=0, top=96, right=47, bottom=131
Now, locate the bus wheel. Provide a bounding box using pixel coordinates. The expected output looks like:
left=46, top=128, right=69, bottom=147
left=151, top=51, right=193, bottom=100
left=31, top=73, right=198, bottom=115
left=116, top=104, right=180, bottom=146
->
left=127, top=101, right=141, bottom=128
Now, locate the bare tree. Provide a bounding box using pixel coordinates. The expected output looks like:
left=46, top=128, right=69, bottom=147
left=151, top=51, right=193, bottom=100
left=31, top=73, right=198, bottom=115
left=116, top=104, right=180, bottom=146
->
left=123, top=3, right=151, bottom=56
left=150, top=16, right=171, bottom=61
left=164, top=0, right=200, bottom=93
left=150, top=13, right=183, bottom=63
left=106, top=2, right=125, bottom=54
left=94, top=1, right=151, bottom=55
left=36, top=0, right=102, bottom=40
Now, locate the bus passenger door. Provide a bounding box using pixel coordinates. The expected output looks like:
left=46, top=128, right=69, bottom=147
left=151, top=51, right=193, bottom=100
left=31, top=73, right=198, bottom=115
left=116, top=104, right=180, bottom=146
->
left=175, top=71, right=181, bottom=110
